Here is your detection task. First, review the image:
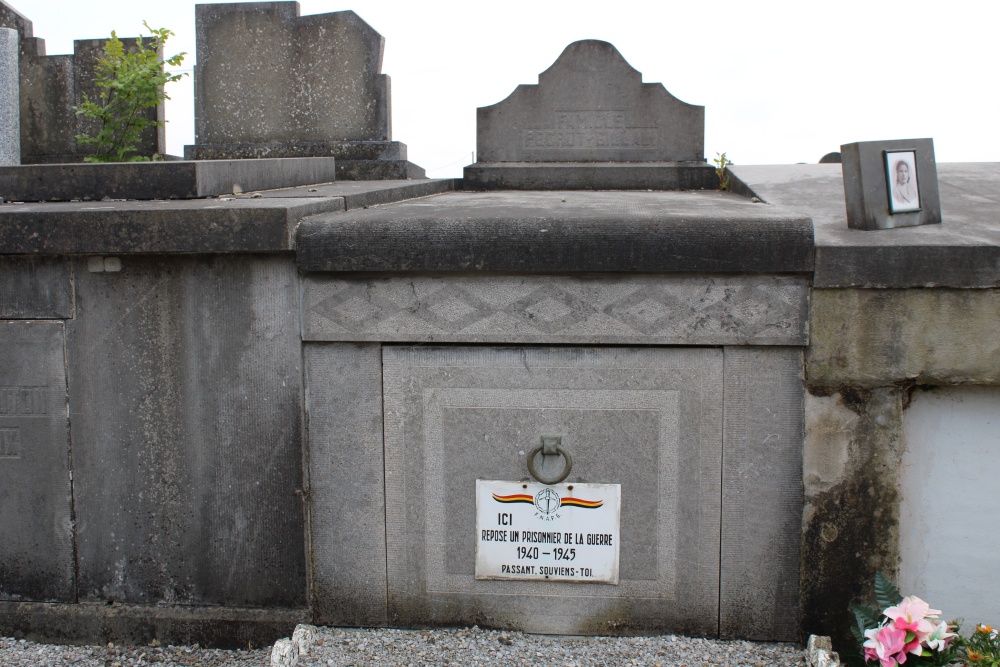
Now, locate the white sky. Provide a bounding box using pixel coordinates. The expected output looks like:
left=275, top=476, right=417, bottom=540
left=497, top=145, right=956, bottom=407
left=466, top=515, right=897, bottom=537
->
left=11, top=0, right=998, bottom=177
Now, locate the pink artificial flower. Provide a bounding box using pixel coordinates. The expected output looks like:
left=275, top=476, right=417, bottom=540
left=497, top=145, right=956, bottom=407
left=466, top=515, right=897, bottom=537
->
left=864, top=624, right=909, bottom=667
left=885, top=596, right=940, bottom=644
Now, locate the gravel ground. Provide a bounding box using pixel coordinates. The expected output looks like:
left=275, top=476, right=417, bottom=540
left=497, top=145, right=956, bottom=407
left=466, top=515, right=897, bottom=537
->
left=2, top=627, right=806, bottom=667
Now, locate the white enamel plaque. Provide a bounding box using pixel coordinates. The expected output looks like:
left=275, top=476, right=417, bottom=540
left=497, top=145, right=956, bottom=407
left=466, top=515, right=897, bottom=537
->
left=475, top=480, right=621, bottom=584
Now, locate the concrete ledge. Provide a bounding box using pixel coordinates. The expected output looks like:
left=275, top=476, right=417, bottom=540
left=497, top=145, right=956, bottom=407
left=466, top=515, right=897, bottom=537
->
left=0, top=158, right=337, bottom=202
left=0, top=198, right=345, bottom=254
left=185, top=141, right=407, bottom=161
left=335, top=160, right=426, bottom=181
left=243, top=179, right=455, bottom=209
left=296, top=190, right=814, bottom=273
left=463, top=162, right=718, bottom=190
left=808, top=288, right=1000, bottom=386
left=0, top=602, right=307, bottom=649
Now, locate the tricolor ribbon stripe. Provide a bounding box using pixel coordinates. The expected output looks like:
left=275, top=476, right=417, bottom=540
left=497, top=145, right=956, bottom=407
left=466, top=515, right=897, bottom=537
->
left=491, top=493, right=604, bottom=509
left=491, top=493, right=533, bottom=504
left=560, top=497, right=604, bottom=509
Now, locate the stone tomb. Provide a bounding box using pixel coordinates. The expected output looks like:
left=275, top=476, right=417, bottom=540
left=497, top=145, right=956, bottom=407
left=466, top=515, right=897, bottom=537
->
left=299, top=190, right=809, bottom=640
left=185, top=2, right=425, bottom=180
left=465, top=40, right=717, bottom=190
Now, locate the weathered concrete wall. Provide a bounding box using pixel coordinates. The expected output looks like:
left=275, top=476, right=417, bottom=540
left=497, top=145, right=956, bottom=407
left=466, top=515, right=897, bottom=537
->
left=803, top=286, right=1000, bottom=652
left=807, top=288, right=1000, bottom=387
left=65, top=255, right=306, bottom=607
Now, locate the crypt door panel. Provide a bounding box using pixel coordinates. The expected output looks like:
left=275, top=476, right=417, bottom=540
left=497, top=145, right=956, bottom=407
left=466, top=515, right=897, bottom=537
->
left=381, top=346, right=723, bottom=635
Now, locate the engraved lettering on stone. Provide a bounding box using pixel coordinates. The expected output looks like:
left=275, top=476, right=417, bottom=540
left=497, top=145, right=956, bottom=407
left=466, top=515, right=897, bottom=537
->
left=0, top=386, right=49, bottom=416
left=523, top=110, right=659, bottom=150
left=0, top=427, right=20, bottom=458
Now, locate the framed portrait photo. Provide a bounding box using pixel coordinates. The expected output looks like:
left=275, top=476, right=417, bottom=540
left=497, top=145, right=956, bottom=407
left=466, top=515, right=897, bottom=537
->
left=884, top=149, right=921, bottom=213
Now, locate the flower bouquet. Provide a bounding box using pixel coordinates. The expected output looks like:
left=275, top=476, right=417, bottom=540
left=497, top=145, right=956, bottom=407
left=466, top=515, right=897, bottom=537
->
left=851, top=573, right=960, bottom=667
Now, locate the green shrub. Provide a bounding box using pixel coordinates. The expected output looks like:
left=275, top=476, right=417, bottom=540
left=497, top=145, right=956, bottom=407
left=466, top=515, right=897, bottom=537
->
left=74, top=22, right=185, bottom=162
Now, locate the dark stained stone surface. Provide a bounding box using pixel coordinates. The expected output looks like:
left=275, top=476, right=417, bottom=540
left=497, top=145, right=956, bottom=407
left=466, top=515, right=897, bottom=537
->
left=296, top=190, right=814, bottom=274
left=0, top=157, right=337, bottom=202
left=0, top=196, right=343, bottom=254
left=464, top=161, right=716, bottom=190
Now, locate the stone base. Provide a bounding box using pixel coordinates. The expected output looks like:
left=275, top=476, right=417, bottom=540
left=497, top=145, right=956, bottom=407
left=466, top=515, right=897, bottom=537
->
left=336, top=159, right=425, bottom=180
left=184, top=142, right=425, bottom=180
left=185, top=140, right=407, bottom=161
left=0, top=601, right=306, bottom=649
left=463, top=161, right=718, bottom=190
left=0, top=157, right=337, bottom=201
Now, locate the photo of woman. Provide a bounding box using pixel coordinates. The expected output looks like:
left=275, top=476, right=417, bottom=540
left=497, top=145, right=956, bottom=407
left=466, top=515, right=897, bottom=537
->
left=885, top=150, right=921, bottom=213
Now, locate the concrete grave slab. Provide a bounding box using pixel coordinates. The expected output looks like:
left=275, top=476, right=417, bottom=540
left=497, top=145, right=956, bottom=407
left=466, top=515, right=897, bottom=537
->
left=296, top=190, right=814, bottom=274
left=0, top=256, right=72, bottom=318
left=0, top=321, right=73, bottom=602
left=66, top=256, right=306, bottom=607
left=381, top=346, right=723, bottom=635
left=0, top=195, right=345, bottom=254
left=237, top=178, right=454, bottom=209
left=0, top=157, right=336, bottom=202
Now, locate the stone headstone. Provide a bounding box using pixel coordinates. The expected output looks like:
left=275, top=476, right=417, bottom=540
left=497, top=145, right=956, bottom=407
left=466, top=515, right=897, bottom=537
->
left=0, top=27, right=19, bottom=165
left=465, top=40, right=716, bottom=190
left=819, top=152, right=841, bottom=164
left=0, top=1, right=164, bottom=163
left=841, top=138, right=941, bottom=230
left=185, top=2, right=424, bottom=180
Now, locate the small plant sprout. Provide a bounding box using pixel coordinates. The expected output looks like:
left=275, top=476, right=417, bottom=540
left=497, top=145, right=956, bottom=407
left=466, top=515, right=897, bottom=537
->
left=713, top=152, right=733, bottom=191
left=74, top=22, right=186, bottom=162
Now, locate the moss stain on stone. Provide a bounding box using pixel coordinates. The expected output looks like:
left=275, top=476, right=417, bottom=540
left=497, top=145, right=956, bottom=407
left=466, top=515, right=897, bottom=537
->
left=801, top=386, right=904, bottom=655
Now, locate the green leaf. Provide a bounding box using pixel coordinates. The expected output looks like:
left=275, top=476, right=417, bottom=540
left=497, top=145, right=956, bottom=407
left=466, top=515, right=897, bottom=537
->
left=875, top=572, right=903, bottom=609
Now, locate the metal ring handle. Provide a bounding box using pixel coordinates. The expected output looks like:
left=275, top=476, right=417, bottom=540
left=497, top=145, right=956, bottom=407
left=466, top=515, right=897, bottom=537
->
left=526, top=445, right=573, bottom=485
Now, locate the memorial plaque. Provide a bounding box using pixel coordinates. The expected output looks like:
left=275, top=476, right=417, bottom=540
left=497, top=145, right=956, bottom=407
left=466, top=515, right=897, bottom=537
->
left=475, top=480, right=621, bottom=584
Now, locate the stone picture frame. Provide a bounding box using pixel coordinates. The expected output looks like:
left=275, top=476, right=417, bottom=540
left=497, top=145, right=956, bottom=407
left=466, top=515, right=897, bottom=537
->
left=884, top=149, right=921, bottom=213
left=841, top=138, right=941, bottom=230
